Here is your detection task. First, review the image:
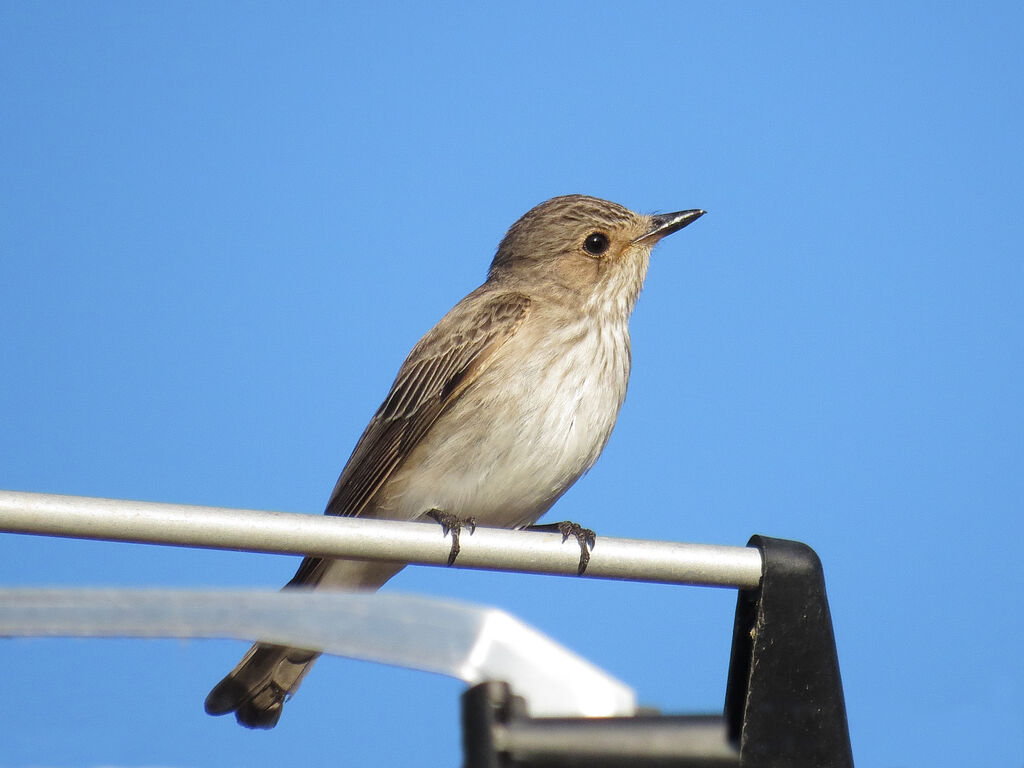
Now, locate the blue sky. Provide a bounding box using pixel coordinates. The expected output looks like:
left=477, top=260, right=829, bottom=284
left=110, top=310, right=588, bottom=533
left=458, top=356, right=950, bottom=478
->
left=1, top=2, right=1021, bottom=765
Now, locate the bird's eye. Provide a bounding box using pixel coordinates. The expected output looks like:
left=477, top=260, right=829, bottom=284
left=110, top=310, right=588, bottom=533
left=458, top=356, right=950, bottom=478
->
left=583, top=232, right=610, bottom=256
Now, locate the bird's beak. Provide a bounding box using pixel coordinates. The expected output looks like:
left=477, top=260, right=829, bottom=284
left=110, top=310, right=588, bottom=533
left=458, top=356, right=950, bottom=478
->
left=633, top=209, right=706, bottom=245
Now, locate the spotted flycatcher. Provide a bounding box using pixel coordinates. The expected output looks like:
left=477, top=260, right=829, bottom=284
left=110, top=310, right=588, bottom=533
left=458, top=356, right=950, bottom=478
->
left=205, top=194, right=704, bottom=727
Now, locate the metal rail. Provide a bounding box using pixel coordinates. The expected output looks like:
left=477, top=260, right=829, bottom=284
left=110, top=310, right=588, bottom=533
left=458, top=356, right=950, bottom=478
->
left=0, top=490, right=762, bottom=588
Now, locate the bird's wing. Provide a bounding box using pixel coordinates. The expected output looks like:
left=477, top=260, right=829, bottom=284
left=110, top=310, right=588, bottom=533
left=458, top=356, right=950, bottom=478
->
left=287, top=290, right=530, bottom=587
left=320, top=289, right=530, bottom=522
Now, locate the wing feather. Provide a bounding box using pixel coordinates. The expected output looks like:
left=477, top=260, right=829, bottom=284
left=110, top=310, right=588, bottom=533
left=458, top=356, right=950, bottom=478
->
left=289, top=290, right=530, bottom=587
left=326, top=290, right=531, bottom=519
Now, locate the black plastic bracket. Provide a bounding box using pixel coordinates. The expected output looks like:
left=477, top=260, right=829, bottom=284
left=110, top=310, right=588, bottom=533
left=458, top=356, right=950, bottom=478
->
left=461, top=535, right=854, bottom=767
left=724, top=535, right=854, bottom=767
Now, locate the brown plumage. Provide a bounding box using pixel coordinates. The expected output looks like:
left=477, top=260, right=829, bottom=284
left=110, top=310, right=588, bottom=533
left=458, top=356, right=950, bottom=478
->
left=205, top=195, right=704, bottom=728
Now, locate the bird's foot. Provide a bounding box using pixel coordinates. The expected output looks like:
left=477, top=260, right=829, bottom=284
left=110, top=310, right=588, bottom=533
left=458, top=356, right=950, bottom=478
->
left=426, top=509, right=477, bottom=565
left=528, top=521, right=596, bottom=575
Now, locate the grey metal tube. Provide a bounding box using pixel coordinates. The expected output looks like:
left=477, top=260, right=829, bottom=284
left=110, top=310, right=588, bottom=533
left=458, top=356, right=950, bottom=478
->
left=0, top=490, right=762, bottom=588
left=495, top=716, right=739, bottom=766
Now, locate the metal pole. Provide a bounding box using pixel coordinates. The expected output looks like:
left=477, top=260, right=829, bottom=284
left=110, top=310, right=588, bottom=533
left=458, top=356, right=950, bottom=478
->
left=0, top=490, right=762, bottom=588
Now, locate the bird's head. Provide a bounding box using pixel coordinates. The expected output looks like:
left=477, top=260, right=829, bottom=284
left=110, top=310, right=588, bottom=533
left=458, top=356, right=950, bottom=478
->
left=488, top=195, right=704, bottom=317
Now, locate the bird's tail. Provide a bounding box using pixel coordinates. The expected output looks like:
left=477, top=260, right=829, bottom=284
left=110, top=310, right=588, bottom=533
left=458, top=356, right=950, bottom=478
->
left=204, top=556, right=406, bottom=728
left=204, top=642, right=319, bottom=729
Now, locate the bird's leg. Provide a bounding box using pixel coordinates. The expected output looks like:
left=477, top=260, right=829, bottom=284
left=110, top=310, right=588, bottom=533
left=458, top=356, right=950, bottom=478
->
left=527, top=521, right=596, bottom=575
left=426, top=509, right=477, bottom=565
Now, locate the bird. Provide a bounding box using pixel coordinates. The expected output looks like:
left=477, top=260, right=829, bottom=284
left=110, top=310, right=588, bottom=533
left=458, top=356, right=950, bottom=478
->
left=204, top=194, right=705, bottom=728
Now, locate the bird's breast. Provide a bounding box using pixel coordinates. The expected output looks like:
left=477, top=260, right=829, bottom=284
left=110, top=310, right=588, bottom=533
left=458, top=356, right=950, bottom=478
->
left=379, top=314, right=632, bottom=528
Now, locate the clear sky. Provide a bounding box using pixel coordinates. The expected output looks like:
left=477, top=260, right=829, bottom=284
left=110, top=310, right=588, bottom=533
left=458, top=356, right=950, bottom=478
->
left=1, top=3, right=1021, bottom=766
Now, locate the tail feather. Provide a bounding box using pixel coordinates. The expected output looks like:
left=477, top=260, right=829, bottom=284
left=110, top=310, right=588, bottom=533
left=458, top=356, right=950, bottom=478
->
left=205, top=556, right=406, bottom=728
left=205, top=642, right=319, bottom=729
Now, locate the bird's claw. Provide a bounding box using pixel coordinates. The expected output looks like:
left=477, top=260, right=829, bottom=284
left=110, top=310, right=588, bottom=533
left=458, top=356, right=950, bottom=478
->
left=426, top=509, right=476, bottom=565
left=528, top=520, right=596, bottom=575
left=556, top=521, right=596, bottom=575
